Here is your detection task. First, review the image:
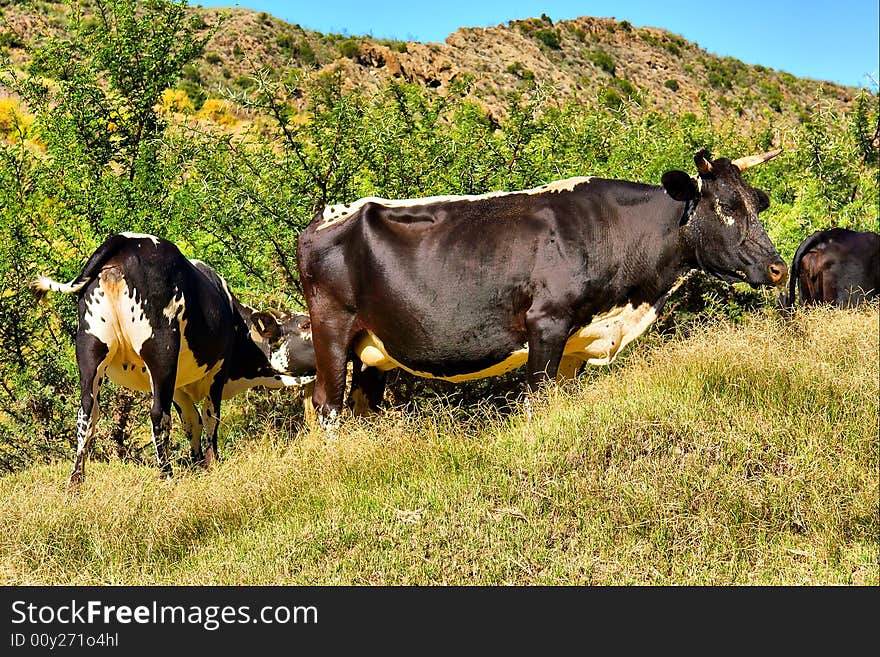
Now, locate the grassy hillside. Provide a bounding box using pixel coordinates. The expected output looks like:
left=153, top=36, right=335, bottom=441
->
left=1, top=305, right=876, bottom=585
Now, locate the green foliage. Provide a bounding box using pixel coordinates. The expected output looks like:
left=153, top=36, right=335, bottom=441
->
left=505, top=61, right=534, bottom=82
left=534, top=29, right=561, bottom=50
left=0, top=30, right=24, bottom=49
left=639, top=30, right=684, bottom=56
left=337, top=38, right=360, bottom=59
left=588, top=48, right=615, bottom=75
left=664, top=78, right=680, bottom=92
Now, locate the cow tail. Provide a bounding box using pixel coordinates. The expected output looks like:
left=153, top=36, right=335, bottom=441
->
left=784, top=230, right=826, bottom=309
left=30, top=233, right=131, bottom=302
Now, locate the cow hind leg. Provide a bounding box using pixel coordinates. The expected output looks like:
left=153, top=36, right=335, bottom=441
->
left=173, top=391, right=203, bottom=466
left=68, top=334, right=110, bottom=490
left=141, top=335, right=180, bottom=478
left=202, top=374, right=227, bottom=467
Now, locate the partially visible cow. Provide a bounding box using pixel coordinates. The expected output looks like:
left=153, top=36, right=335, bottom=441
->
left=783, top=228, right=880, bottom=308
left=296, top=148, right=788, bottom=427
left=32, top=233, right=315, bottom=487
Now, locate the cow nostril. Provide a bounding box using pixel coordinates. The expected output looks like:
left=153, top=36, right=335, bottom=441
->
left=768, top=262, right=788, bottom=284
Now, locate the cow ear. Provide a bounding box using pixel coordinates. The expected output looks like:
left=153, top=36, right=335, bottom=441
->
left=251, top=311, right=281, bottom=340
left=755, top=188, right=770, bottom=212
left=662, top=170, right=698, bottom=202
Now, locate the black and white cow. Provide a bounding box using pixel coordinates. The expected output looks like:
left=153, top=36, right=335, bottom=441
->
left=296, top=149, right=788, bottom=426
left=32, top=233, right=315, bottom=487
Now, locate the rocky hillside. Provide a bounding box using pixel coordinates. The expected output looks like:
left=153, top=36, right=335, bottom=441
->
left=0, top=1, right=864, bottom=126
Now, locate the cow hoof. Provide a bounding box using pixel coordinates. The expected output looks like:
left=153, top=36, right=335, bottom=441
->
left=66, top=472, right=84, bottom=493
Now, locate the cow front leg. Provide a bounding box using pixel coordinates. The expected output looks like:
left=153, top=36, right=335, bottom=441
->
left=310, top=313, right=356, bottom=433
left=68, top=334, right=109, bottom=490
left=525, top=310, right=570, bottom=392
left=173, top=391, right=203, bottom=466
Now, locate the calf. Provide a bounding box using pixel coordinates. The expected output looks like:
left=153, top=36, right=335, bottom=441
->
left=784, top=228, right=879, bottom=308
left=32, top=233, right=315, bottom=487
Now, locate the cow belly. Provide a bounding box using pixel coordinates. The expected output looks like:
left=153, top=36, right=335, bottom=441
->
left=356, top=332, right=529, bottom=382
left=564, top=301, right=659, bottom=366
left=104, top=344, right=217, bottom=394
left=354, top=300, right=659, bottom=381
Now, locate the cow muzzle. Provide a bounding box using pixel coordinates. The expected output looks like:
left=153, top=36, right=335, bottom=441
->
left=768, top=261, right=788, bottom=287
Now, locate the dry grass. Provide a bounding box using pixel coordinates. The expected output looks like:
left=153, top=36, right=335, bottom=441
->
left=0, top=304, right=876, bottom=585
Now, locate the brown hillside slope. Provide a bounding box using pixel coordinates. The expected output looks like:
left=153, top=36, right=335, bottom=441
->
left=0, top=3, right=863, bottom=126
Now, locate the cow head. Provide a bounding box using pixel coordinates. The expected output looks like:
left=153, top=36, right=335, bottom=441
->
left=249, top=310, right=316, bottom=376
left=662, top=148, right=788, bottom=288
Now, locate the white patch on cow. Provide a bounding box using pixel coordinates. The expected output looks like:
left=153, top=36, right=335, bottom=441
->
left=356, top=331, right=529, bottom=382
left=270, top=342, right=289, bottom=372
left=85, top=272, right=212, bottom=393
left=354, top=298, right=667, bottom=381
left=563, top=302, right=659, bottom=366
left=163, top=288, right=185, bottom=322
left=222, top=373, right=315, bottom=399
left=317, top=177, right=593, bottom=231
left=120, top=232, right=160, bottom=244
left=713, top=198, right=736, bottom=226
left=84, top=272, right=154, bottom=392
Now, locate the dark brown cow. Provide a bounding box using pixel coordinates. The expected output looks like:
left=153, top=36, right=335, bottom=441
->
left=33, top=233, right=316, bottom=487
left=783, top=227, right=880, bottom=308
left=297, top=149, right=788, bottom=428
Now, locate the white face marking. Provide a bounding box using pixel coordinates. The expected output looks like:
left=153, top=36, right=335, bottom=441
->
left=221, top=373, right=316, bottom=399
left=120, top=232, right=160, bottom=244
left=269, top=342, right=289, bottom=372
left=317, top=177, right=593, bottom=231
left=713, top=198, right=736, bottom=226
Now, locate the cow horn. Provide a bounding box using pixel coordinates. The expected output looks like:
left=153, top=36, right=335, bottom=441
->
left=731, top=148, right=782, bottom=172
left=694, top=149, right=713, bottom=176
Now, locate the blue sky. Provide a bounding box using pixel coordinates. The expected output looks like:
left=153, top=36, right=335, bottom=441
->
left=195, top=0, right=879, bottom=89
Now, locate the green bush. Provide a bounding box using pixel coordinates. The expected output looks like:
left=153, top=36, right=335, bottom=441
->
left=665, top=79, right=680, bottom=92
left=337, top=39, right=361, bottom=59
left=534, top=29, right=561, bottom=50
left=589, top=48, right=615, bottom=75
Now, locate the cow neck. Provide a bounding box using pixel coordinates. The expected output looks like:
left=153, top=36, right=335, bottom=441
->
left=675, top=199, right=702, bottom=274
